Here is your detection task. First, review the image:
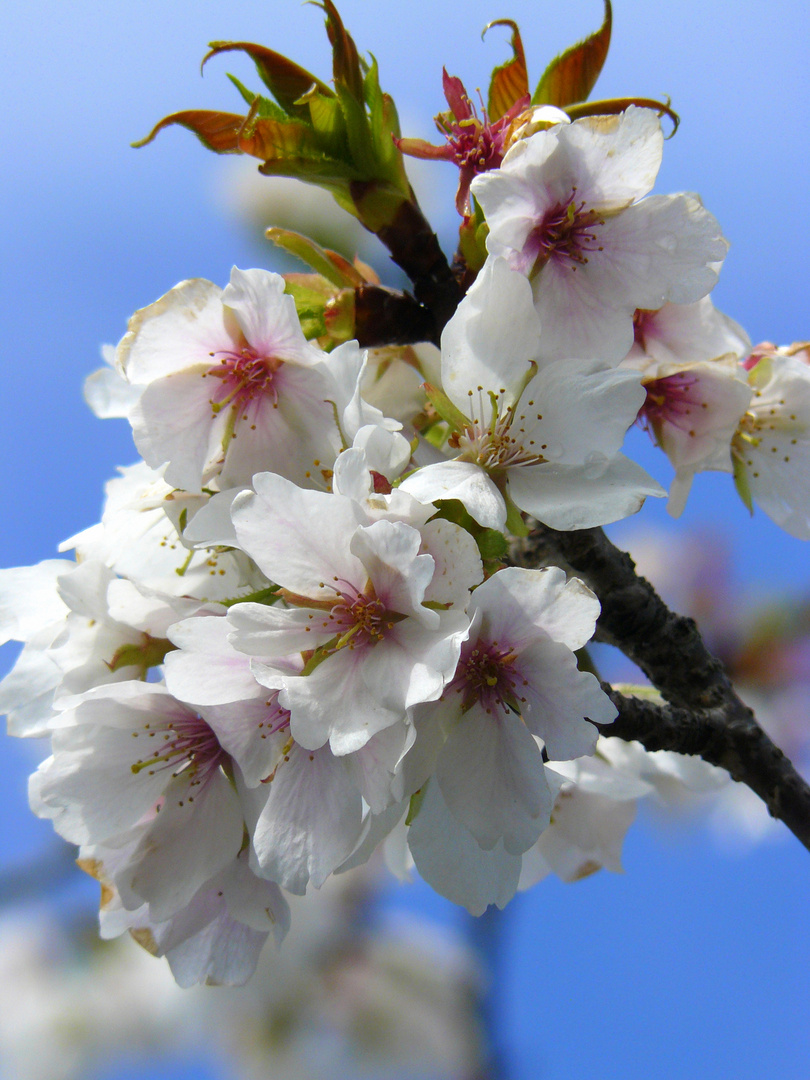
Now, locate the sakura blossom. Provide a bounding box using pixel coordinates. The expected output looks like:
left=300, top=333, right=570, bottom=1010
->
left=471, top=107, right=729, bottom=363
left=732, top=349, right=810, bottom=538
left=225, top=471, right=474, bottom=754
left=119, top=268, right=342, bottom=492
left=400, top=257, right=664, bottom=530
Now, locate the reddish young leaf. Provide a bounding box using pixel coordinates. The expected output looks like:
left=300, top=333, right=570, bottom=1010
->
left=484, top=19, right=529, bottom=121
left=131, top=110, right=245, bottom=152
left=533, top=0, right=612, bottom=107
left=202, top=41, right=334, bottom=119
left=316, top=0, right=365, bottom=103
left=565, top=96, right=680, bottom=136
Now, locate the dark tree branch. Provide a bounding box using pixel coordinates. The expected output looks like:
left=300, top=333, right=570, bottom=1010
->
left=364, top=194, right=463, bottom=337
left=513, top=523, right=810, bottom=852
left=353, top=284, right=437, bottom=347
left=602, top=688, right=810, bottom=852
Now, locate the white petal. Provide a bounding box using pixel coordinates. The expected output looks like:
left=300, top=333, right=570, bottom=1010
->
left=407, top=779, right=522, bottom=915
left=506, top=453, right=665, bottom=529
left=399, top=461, right=507, bottom=529
left=437, top=707, right=552, bottom=854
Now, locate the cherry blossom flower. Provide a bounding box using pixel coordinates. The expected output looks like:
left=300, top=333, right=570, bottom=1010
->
left=395, top=69, right=530, bottom=215
left=400, top=258, right=664, bottom=530
left=637, top=359, right=752, bottom=515
left=226, top=472, right=473, bottom=754
left=732, top=350, right=810, bottom=537
left=119, top=268, right=342, bottom=492
left=623, top=297, right=750, bottom=375
left=471, top=107, right=729, bottom=363
left=30, top=682, right=245, bottom=922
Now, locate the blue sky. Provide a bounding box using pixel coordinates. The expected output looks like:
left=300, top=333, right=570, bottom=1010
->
left=2, top=2, right=809, bottom=1077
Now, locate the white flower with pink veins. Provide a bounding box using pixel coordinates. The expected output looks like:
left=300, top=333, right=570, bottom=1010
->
left=406, top=566, right=616, bottom=913
left=471, top=107, right=729, bottom=363
left=638, top=359, right=752, bottom=516
left=225, top=472, right=475, bottom=755
left=30, top=682, right=245, bottom=923
left=400, top=258, right=664, bottom=531
left=163, top=614, right=411, bottom=894
left=732, top=349, right=810, bottom=538
left=118, top=267, right=342, bottom=492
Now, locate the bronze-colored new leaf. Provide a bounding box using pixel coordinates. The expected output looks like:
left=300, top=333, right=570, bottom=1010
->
left=131, top=110, right=245, bottom=153
left=484, top=19, right=529, bottom=121
left=317, top=0, right=365, bottom=103
left=202, top=41, right=334, bottom=119
left=565, top=96, right=680, bottom=136
left=533, top=0, right=612, bottom=108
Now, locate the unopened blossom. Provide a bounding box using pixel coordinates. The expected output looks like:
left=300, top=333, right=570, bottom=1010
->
left=396, top=69, right=530, bottom=215
left=119, top=268, right=342, bottom=492
left=400, top=258, right=664, bottom=530
left=471, top=107, right=729, bottom=363
left=732, top=350, right=810, bottom=537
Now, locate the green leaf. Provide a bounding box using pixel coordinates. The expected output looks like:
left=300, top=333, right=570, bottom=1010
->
left=476, top=529, right=508, bottom=561
left=533, top=0, right=612, bottom=107
left=484, top=19, right=529, bottom=120
left=317, top=0, right=365, bottom=103
left=422, top=383, right=470, bottom=434
left=203, top=40, right=334, bottom=119
left=297, top=84, right=348, bottom=157
left=266, top=228, right=366, bottom=287
left=226, top=74, right=290, bottom=122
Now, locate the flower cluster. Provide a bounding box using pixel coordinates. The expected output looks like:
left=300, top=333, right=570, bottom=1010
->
left=4, top=74, right=809, bottom=987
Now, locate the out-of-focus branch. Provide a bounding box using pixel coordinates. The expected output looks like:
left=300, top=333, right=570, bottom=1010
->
left=602, top=688, right=810, bottom=852
left=513, top=524, right=810, bottom=853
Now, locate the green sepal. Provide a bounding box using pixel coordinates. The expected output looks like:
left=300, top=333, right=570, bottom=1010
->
left=106, top=635, right=174, bottom=675
left=732, top=450, right=754, bottom=514
left=611, top=682, right=666, bottom=705
left=503, top=493, right=529, bottom=537
left=422, top=383, right=470, bottom=434
left=533, top=0, right=612, bottom=108
left=405, top=787, right=426, bottom=826
left=221, top=585, right=281, bottom=608
left=457, top=199, right=489, bottom=275
left=476, top=528, right=508, bottom=561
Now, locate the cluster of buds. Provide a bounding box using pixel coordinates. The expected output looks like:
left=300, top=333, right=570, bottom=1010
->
left=3, top=1, right=808, bottom=986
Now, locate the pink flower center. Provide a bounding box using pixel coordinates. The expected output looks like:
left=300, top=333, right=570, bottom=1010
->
left=452, top=639, right=527, bottom=715
left=632, top=308, right=658, bottom=351
left=261, top=692, right=292, bottom=738
left=130, top=711, right=226, bottom=795
left=329, top=583, right=391, bottom=650
left=524, top=192, right=605, bottom=273
left=444, top=112, right=506, bottom=175
left=640, top=372, right=702, bottom=435
left=205, top=346, right=282, bottom=421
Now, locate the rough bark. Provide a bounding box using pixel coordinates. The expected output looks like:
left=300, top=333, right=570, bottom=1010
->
left=512, top=523, right=810, bottom=852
